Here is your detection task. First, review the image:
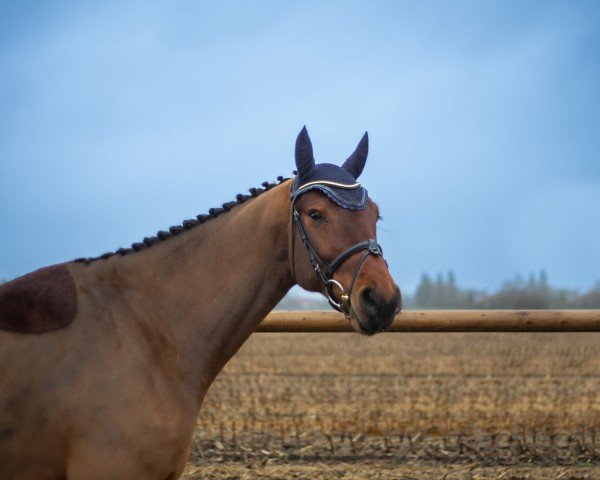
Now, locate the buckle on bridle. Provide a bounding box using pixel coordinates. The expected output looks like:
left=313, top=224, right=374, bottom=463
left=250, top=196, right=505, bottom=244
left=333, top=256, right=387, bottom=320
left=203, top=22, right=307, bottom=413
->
left=367, top=239, right=382, bottom=255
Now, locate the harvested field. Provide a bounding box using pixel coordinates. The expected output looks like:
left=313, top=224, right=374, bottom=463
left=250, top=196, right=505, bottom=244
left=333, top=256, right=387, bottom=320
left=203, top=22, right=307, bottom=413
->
left=184, top=332, right=600, bottom=479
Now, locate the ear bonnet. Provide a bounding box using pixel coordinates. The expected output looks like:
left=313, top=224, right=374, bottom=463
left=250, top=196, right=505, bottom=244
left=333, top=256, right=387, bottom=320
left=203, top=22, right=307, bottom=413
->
left=290, top=126, right=369, bottom=210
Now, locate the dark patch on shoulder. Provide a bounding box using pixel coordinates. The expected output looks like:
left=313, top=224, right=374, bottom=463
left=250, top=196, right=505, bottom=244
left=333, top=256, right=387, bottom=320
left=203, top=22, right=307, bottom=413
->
left=0, top=265, right=77, bottom=334
left=0, top=427, right=15, bottom=441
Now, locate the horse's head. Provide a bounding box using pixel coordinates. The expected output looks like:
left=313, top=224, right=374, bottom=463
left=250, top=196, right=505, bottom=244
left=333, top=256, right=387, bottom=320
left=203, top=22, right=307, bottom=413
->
left=290, top=127, right=401, bottom=335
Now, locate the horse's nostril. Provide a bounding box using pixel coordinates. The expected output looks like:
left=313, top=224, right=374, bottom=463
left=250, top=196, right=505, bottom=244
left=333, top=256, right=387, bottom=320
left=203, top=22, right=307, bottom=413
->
left=365, top=288, right=377, bottom=305
left=359, top=287, right=380, bottom=316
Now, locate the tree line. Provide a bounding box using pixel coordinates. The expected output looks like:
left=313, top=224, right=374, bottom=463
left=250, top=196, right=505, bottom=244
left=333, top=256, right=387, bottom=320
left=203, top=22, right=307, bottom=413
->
left=408, top=270, right=600, bottom=309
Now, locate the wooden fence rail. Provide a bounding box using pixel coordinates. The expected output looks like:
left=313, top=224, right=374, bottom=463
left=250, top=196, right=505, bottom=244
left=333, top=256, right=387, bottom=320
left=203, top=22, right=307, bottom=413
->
left=257, top=310, right=600, bottom=332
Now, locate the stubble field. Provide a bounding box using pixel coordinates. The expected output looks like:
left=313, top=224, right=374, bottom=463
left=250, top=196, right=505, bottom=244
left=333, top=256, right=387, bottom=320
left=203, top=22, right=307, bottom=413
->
left=183, top=330, right=599, bottom=479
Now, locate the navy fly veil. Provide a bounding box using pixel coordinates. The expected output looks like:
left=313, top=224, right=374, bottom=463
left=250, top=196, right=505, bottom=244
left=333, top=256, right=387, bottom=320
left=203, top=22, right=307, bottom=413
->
left=290, top=126, right=369, bottom=209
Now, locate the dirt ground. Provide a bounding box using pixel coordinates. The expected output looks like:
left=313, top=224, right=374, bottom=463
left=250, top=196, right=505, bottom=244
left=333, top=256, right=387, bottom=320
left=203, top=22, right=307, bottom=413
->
left=183, top=331, right=599, bottom=479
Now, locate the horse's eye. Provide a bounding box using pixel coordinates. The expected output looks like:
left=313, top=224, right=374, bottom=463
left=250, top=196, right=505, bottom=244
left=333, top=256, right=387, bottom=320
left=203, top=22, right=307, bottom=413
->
left=308, top=210, right=323, bottom=221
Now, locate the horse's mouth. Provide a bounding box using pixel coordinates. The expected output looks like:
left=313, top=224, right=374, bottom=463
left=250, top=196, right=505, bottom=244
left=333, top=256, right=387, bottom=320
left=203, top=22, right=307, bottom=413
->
left=349, top=305, right=389, bottom=336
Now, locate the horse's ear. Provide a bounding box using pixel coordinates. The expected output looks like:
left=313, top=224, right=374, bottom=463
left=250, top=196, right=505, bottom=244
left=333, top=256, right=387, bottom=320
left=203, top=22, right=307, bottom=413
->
left=342, top=131, right=368, bottom=179
left=295, top=126, right=315, bottom=177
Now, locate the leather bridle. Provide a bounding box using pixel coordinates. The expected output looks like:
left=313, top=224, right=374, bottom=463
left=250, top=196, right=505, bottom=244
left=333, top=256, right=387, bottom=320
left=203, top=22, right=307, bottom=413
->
left=290, top=201, right=384, bottom=317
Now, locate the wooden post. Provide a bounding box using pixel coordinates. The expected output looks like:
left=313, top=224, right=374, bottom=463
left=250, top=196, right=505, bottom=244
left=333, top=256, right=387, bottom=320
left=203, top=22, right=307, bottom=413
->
left=256, top=310, right=600, bottom=332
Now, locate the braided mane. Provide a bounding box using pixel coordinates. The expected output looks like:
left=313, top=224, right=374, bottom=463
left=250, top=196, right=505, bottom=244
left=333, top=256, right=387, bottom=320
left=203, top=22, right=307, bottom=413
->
left=74, top=176, right=290, bottom=264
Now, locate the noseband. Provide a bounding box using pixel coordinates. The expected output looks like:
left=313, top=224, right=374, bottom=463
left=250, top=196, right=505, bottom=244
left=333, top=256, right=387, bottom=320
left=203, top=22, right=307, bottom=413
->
left=290, top=204, right=384, bottom=317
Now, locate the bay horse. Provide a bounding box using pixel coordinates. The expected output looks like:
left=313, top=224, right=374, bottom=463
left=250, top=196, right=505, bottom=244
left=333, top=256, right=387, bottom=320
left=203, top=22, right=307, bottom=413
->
left=0, top=127, right=401, bottom=480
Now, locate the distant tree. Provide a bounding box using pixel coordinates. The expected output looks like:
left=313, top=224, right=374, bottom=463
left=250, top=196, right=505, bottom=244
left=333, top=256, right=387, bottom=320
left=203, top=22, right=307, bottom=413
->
left=410, top=270, right=600, bottom=309
left=549, top=288, right=573, bottom=309
left=447, top=270, right=456, bottom=287
left=432, top=272, right=447, bottom=306
left=415, top=274, right=433, bottom=307
left=413, top=270, right=478, bottom=308
left=445, top=270, right=459, bottom=307
left=463, top=290, right=477, bottom=308
left=539, top=269, right=548, bottom=288
left=484, top=271, right=551, bottom=309
left=571, top=281, right=600, bottom=308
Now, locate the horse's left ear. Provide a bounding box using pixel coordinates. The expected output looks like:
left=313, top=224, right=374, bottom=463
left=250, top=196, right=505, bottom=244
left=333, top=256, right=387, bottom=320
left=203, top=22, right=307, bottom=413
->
left=342, top=131, right=368, bottom=179
left=295, top=126, right=316, bottom=178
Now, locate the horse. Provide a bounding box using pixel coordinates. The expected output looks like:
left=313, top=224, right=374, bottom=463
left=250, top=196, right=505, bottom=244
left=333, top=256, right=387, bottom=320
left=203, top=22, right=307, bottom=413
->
left=0, top=127, right=401, bottom=480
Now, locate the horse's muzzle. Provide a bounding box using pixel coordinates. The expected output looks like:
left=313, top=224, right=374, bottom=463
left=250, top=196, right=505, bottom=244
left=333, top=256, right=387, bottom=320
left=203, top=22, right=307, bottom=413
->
left=356, top=285, right=401, bottom=334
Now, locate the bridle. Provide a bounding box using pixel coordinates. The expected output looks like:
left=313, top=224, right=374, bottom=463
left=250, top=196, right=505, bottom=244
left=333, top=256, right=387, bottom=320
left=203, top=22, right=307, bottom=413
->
left=290, top=199, right=384, bottom=317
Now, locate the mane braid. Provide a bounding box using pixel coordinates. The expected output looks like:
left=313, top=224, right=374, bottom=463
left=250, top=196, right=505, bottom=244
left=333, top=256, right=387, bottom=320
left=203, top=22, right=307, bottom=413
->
left=73, top=176, right=289, bottom=264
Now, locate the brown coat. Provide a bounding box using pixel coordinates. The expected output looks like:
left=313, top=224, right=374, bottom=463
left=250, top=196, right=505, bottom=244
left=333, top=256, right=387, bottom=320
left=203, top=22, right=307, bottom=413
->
left=0, top=181, right=398, bottom=479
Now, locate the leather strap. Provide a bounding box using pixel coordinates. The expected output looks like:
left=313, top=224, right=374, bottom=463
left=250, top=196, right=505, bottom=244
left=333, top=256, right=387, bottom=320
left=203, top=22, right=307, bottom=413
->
left=326, top=239, right=382, bottom=278
left=290, top=204, right=384, bottom=316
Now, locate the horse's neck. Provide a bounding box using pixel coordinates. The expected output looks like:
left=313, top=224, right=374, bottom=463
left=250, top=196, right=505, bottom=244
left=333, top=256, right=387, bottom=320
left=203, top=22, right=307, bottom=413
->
left=83, top=181, right=294, bottom=399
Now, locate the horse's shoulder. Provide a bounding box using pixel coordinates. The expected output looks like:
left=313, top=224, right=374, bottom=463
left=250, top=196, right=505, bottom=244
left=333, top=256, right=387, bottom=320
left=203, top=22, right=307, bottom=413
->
left=0, top=264, right=78, bottom=334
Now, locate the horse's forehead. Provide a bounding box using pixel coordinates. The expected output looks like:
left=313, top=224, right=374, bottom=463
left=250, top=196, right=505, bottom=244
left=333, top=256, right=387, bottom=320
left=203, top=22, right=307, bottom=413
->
left=298, top=191, right=376, bottom=220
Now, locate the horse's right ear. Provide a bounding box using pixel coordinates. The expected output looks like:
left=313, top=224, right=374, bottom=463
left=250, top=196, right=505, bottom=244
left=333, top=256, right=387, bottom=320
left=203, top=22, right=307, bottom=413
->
left=295, top=126, right=315, bottom=178
left=342, top=131, right=368, bottom=179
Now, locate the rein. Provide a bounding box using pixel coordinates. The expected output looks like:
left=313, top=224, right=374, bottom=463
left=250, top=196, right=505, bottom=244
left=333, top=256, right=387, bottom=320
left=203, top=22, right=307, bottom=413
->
left=290, top=202, right=384, bottom=317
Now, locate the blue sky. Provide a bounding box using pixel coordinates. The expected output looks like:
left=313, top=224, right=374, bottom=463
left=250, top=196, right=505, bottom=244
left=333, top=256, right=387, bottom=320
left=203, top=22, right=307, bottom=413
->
left=1, top=1, right=599, bottom=293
